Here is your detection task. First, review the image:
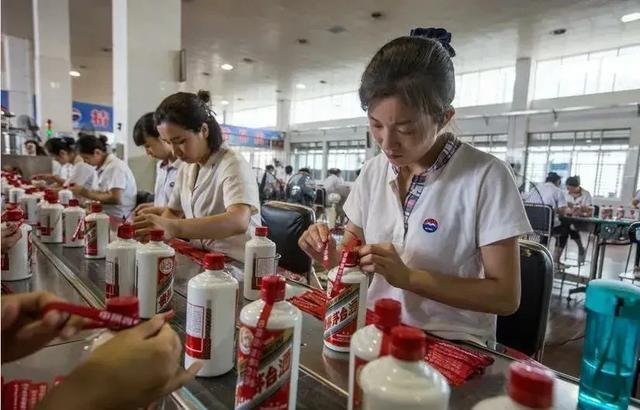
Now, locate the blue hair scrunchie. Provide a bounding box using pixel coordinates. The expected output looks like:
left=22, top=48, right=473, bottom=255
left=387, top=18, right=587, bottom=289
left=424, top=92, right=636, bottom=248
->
left=409, top=27, right=456, bottom=57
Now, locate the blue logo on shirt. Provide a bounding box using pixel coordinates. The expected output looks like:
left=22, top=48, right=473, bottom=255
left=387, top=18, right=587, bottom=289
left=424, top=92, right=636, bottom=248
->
left=423, top=218, right=438, bottom=233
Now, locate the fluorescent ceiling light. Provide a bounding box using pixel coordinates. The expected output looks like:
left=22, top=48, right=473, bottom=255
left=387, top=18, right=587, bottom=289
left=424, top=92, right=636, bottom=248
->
left=621, top=12, right=640, bottom=22
left=220, top=63, right=234, bottom=71
left=69, top=70, right=81, bottom=77
left=296, top=83, right=306, bottom=89
left=221, top=100, right=230, bottom=106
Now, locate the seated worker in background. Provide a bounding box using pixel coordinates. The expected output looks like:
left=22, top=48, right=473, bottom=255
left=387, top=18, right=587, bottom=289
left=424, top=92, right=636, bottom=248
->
left=322, top=168, right=344, bottom=195
left=132, top=90, right=260, bottom=261
left=131, top=112, right=182, bottom=216
left=300, top=27, right=531, bottom=346
left=70, top=135, right=138, bottom=219
left=565, top=176, right=592, bottom=209
left=24, top=139, right=47, bottom=156
left=286, top=167, right=316, bottom=206
left=525, top=172, right=582, bottom=265
left=259, top=164, right=279, bottom=202
left=33, top=137, right=97, bottom=192
left=2, top=291, right=200, bottom=409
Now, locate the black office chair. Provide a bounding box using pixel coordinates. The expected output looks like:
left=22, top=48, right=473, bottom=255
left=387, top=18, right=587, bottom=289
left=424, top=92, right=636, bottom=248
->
left=136, top=190, right=154, bottom=206
left=261, top=201, right=318, bottom=286
left=497, top=240, right=553, bottom=360
left=314, top=187, right=327, bottom=213
left=523, top=203, right=554, bottom=245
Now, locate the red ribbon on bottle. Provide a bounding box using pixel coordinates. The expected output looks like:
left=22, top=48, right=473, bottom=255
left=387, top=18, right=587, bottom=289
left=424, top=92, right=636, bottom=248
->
left=239, top=301, right=274, bottom=400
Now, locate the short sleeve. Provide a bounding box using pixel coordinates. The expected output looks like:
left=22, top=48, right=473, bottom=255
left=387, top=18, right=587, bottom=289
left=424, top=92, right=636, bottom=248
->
left=477, top=160, right=532, bottom=247
left=167, top=165, right=185, bottom=211
left=343, top=171, right=366, bottom=228
left=221, top=155, right=260, bottom=213
left=104, top=164, right=127, bottom=191
left=555, top=189, right=567, bottom=208
left=68, top=163, right=94, bottom=189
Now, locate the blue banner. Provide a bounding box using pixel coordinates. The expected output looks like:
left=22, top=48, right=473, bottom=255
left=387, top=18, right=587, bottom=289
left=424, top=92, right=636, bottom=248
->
left=1, top=90, right=9, bottom=111
left=72, top=101, right=113, bottom=132
left=220, top=124, right=283, bottom=148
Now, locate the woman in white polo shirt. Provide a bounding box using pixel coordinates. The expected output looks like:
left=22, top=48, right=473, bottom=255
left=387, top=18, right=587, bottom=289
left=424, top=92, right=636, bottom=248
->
left=34, top=137, right=97, bottom=191
left=299, top=28, right=531, bottom=345
left=132, top=90, right=260, bottom=261
left=70, top=135, right=137, bottom=219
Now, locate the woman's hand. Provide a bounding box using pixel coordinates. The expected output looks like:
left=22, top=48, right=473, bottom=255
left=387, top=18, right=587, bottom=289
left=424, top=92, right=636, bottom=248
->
left=69, top=184, right=87, bottom=197
left=133, top=214, right=178, bottom=240
left=1, top=292, right=89, bottom=363
left=134, top=202, right=154, bottom=215
left=298, top=223, right=339, bottom=267
left=1, top=223, right=22, bottom=252
left=37, top=313, right=202, bottom=410
left=137, top=206, right=166, bottom=217
left=31, top=174, right=55, bottom=183
left=358, top=243, right=412, bottom=289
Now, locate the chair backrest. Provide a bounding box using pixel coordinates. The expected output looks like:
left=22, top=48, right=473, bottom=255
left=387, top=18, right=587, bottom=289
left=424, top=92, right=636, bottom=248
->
left=136, top=190, right=154, bottom=206
left=523, top=203, right=554, bottom=243
left=629, top=221, right=640, bottom=243
left=261, top=201, right=315, bottom=277
left=314, top=188, right=327, bottom=208
left=497, top=240, right=553, bottom=359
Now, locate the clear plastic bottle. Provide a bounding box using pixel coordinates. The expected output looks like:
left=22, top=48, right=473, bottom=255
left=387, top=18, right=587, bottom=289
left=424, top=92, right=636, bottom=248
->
left=39, top=193, right=64, bottom=244
left=324, top=250, right=368, bottom=352
left=63, top=199, right=86, bottom=248
left=84, top=202, right=110, bottom=259
left=185, top=253, right=238, bottom=377
left=19, top=188, right=39, bottom=225
left=136, top=229, right=175, bottom=319
left=1, top=208, right=33, bottom=281
left=57, top=186, right=73, bottom=206
left=349, top=298, right=402, bottom=410
left=360, top=326, right=450, bottom=410
left=243, top=226, right=277, bottom=301
left=472, top=361, right=554, bottom=410
left=105, top=223, right=139, bottom=298
left=236, top=275, right=302, bottom=410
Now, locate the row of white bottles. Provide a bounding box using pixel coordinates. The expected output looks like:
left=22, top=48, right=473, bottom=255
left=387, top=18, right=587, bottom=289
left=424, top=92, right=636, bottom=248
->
left=1, top=208, right=33, bottom=281
left=136, top=229, right=175, bottom=319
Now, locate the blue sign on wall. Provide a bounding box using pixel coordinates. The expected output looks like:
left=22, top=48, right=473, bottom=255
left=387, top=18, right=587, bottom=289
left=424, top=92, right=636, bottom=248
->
left=220, top=124, right=283, bottom=148
left=72, top=101, right=113, bottom=132
left=1, top=90, right=9, bottom=111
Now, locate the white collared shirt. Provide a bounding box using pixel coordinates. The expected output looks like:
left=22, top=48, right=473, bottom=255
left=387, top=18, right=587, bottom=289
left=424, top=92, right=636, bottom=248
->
left=95, top=154, right=138, bottom=219
left=565, top=188, right=592, bottom=207
left=343, top=142, right=531, bottom=345
left=154, top=159, right=182, bottom=208
left=525, top=182, right=567, bottom=226
left=168, top=145, right=261, bottom=261
left=322, top=174, right=344, bottom=195
left=67, top=156, right=96, bottom=190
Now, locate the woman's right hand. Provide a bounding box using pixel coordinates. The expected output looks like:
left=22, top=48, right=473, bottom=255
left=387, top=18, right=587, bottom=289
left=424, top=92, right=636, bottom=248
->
left=298, top=223, right=338, bottom=267
left=38, top=313, right=201, bottom=410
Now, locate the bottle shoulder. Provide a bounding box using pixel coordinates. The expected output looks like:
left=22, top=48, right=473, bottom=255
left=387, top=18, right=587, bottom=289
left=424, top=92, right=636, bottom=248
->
left=189, top=270, right=239, bottom=288
left=240, top=299, right=302, bottom=329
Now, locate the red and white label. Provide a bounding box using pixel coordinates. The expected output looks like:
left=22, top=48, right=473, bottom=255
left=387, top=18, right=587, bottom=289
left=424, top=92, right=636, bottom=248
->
left=84, top=220, right=97, bottom=256
left=250, top=255, right=277, bottom=290
left=106, top=259, right=119, bottom=298
left=39, top=214, right=51, bottom=236
left=186, top=301, right=212, bottom=359
left=157, top=256, right=175, bottom=312
left=235, top=324, right=294, bottom=410
left=323, top=281, right=360, bottom=348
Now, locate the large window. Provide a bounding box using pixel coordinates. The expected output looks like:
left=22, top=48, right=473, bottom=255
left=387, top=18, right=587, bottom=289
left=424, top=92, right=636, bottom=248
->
left=231, top=146, right=285, bottom=180
left=229, top=105, right=277, bottom=128
left=291, top=91, right=364, bottom=125
left=291, top=142, right=323, bottom=180
left=524, top=129, right=630, bottom=199
left=452, top=67, right=515, bottom=107
left=533, top=45, right=640, bottom=99
left=458, top=134, right=508, bottom=161
left=327, top=140, right=366, bottom=182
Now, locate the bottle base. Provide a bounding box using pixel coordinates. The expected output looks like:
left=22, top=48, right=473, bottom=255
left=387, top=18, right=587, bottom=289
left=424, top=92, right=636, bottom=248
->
left=324, top=340, right=350, bottom=353
left=63, top=243, right=84, bottom=248
left=84, top=255, right=106, bottom=259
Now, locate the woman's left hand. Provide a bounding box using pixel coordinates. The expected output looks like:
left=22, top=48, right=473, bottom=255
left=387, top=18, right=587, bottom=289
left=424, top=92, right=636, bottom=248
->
left=358, top=243, right=412, bottom=289
left=133, top=214, right=177, bottom=240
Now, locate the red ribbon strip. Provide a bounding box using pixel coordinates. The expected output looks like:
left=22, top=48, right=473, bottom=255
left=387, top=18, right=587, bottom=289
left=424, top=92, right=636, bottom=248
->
left=240, top=301, right=274, bottom=400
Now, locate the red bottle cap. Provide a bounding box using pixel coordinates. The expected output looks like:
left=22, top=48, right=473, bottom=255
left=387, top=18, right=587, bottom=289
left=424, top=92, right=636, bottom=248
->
left=90, top=202, right=102, bottom=213
left=5, top=208, right=23, bottom=222
left=507, top=362, right=554, bottom=409
left=255, top=226, right=268, bottom=237
left=374, top=298, right=402, bottom=331
left=25, top=188, right=36, bottom=194
left=106, top=296, right=139, bottom=319
left=68, top=183, right=76, bottom=187
left=46, top=195, right=59, bottom=204
left=344, top=250, right=359, bottom=267
left=44, top=189, right=54, bottom=197
left=117, top=223, right=134, bottom=239
left=390, top=325, right=426, bottom=361
left=150, top=229, right=164, bottom=241
left=68, top=198, right=79, bottom=207
left=261, top=275, right=286, bottom=304
left=203, top=252, right=225, bottom=270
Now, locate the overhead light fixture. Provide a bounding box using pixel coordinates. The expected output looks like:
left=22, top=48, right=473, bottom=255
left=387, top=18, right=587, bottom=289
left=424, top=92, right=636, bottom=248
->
left=220, top=100, right=230, bottom=106
left=550, top=28, right=566, bottom=35
left=621, top=12, right=640, bottom=23
left=69, top=70, right=81, bottom=77
left=296, top=83, right=306, bottom=89
left=220, top=63, right=234, bottom=71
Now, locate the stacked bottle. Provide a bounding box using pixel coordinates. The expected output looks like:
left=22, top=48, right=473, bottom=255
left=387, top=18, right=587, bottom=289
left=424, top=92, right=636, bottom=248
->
left=136, top=229, right=175, bottom=319
left=1, top=208, right=33, bottom=281
left=185, top=253, right=239, bottom=377
left=235, top=275, right=302, bottom=409
left=105, top=222, right=138, bottom=298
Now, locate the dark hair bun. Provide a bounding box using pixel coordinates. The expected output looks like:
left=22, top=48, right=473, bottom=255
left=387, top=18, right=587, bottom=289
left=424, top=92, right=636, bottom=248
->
left=409, top=27, right=456, bottom=57
left=99, top=135, right=109, bottom=145
left=197, top=90, right=211, bottom=104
